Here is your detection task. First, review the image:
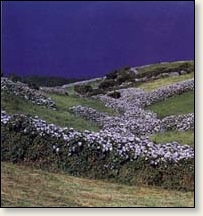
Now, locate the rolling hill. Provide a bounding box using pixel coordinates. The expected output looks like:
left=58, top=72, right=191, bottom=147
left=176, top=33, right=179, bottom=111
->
left=1, top=60, right=194, bottom=207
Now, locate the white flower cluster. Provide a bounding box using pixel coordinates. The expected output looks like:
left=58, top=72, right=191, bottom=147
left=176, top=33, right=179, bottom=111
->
left=1, top=110, right=11, bottom=124
left=161, top=113, right=194, bottom=131
left=1, top=77, right=56, bottom=109
left=70, top=105, right=108, bottom=126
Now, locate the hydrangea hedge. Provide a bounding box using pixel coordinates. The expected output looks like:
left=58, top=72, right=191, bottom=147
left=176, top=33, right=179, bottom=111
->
left=1, top=113, right=194, bottom=191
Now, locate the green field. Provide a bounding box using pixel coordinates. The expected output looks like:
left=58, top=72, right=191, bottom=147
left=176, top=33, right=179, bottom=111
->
left=1, top=91, right=116, bottom=131
left=150, top=130, right=194, bottom=147
left=136, top=61, right=194, bottom=77
left=138, top=72, right=194, bottom=91
left=1, top=162, right=194, bottom=207
left=146, top=91, right=194, bottom=118
left=48, top=93, right=117, bottom=115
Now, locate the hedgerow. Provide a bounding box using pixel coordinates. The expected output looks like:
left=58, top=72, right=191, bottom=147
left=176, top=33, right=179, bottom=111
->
left=1, top=114, right=194, bottom=191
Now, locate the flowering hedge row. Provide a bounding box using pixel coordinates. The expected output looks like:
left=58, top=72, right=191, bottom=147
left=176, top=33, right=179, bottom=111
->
left=98, top=79, right=194, bottom=111
left=1, top=111, right=194, bottom=191
left=161, top=113, right=194, bottom=131
left=70, top=105, right=108, bottom=126
left=71, top=105, right=194, bottom=135
left=84, top=79, right=194, bottom=136
left=1, top=77, right=56, bottom=109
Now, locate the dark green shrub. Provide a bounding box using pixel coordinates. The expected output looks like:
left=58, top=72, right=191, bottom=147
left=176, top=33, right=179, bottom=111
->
left=9, top=73, right=22, bottom=83
left=74, top=84, right=93, bottom=95
left=105, top=66, right=131, bottom=80
left=105, top=66, right=134, bottom=85
left=107, top=91, right=121, bottom=99
left=27, top=82, right=40, bottom=90
left=177, top=62, right=194, bottom=73
left=87, top=88, right=106, bottom=96
left=98, top=79, right=117, bottom=90
left=117, top=71, right=135, bottom=84
left=106, top=70, right=118, bottom=80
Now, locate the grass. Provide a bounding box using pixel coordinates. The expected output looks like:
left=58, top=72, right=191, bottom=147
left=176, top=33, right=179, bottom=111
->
left=62, top=86, right=75, bottom=95
left=1, top=162, right=194, bottom=207
left=1, top=91, right=116, bottom=132
left=64, top=79, right=103, bottom=95
left=136, top=61, right=194, bottom=76
left=146, top=91, right=194, bottom=118
left=138, top=72, right=194, bottom=92
left=150, top=130, right=194, bottom=147
left=47, top=93, right=117, bottom=116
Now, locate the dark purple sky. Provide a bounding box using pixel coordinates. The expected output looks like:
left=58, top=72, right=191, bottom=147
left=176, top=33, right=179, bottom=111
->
left=2, top=1, right=194, bottom=78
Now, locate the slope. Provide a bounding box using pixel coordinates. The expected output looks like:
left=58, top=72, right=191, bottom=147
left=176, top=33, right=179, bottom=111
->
left=1, top=162, right=194, bottom=207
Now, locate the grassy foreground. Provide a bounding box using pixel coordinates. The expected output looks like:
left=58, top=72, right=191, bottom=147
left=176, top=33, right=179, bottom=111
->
left=1, top=162, right=194, bottom=207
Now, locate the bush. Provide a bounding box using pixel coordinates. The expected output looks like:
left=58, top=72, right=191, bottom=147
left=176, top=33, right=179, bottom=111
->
left=98, top=79, right=117, bottom=90
left=105, top=66, right=134, bottom=85
left=106, top=70, right=118, bottom=80
left=177, top=62, right=193, bottom=73
left=105, top=66, right=132, bottom=80
left=117, top=71, right=135, bottom=84
left=87, top=88, right=106, bottom=96
left=74, top=84, right=93, bottom=95
left=107, top=91, right=121, bottom=99
left=9, top=73, right=22, bottom=83
left=27, top=82, right=40, bottom=90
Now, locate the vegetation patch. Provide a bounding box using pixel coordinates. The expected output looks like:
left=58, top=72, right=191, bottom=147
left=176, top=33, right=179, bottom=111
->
left=74, top=84, right=93, bottom=95
left=1, top=162, right=194, bottom=207
left=138, top=72, right=194, bottom=92
left=107, top=91, right=121, bottom=99
left=146, top=91, right=194, bottom=118
left=99, top=79, right=118, bottom=90
left=48, top=93, right=117, bottom=116
left=98, top=66, right=135, bottom=90
left=150, top=130, right=194, bottom=147
left=136, top=61, right=194, bottom=79
left=1, top=91, right=100, bottom=131
left=1, top=61, right=195, bottom=207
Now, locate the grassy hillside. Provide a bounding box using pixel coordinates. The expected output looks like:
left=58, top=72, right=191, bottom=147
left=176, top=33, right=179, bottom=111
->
left=87, top=61, right=194, bottom=93
left=47, top=93, right=117, bottom=116
left=1, top=61, right=194, bottom=207
left=136, top=61, right=194, bottom=78
left=1, top=162, right=194, bottom=207
left=138, top=72, right=194, bottom=91
left=150, top=130, right=194, bottom=147
left=1, top=91, right=116, bottom=132
left=146, top=91, right=194, bottom=118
